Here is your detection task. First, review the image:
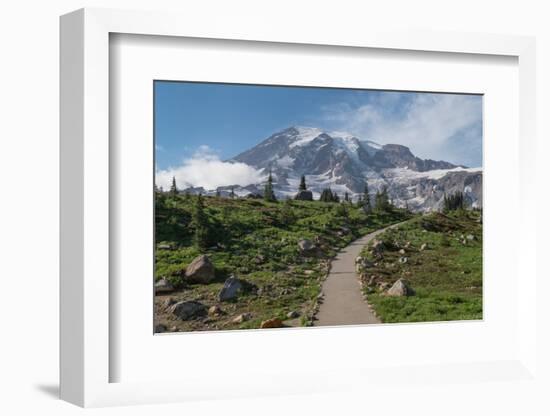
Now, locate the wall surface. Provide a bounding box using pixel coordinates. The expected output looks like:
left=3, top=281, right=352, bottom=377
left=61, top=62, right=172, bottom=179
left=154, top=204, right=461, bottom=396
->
left=0, top=0, right=548, bottom=415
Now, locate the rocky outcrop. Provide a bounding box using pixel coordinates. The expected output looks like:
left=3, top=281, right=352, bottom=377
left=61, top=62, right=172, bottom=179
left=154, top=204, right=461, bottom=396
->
left=218, top=275, right=242, bottom=302
left=298, top=239, right=316, bottom=255
left=184, top=255, right=215, bottom=284
left=386, top=279, right=415, bottom=297
left=170, top=301, right=207, bottom=320
left=260, top=317, right=284, bottom=329
left=154, top=278, right=174, bottom=294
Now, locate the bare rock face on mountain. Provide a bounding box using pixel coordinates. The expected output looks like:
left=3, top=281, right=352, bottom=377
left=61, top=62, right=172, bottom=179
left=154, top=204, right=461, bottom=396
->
left=179, top=126, right=482, bottom=212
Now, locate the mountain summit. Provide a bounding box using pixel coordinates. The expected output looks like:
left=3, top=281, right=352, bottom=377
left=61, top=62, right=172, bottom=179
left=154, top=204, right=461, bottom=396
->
left=232, top=126, right=460, bottom=194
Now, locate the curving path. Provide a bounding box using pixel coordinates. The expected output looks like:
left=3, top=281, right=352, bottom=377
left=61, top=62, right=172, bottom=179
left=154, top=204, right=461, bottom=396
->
left=314, top=224, right=400, bottom=327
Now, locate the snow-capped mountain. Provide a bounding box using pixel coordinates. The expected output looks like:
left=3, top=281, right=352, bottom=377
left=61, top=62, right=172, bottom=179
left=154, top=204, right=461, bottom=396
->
left=184, top=126, right=482, bottom=211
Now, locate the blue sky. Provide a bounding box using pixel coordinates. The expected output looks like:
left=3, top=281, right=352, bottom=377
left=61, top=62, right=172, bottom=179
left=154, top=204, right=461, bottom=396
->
left=154, top=81, right=482, bottom=172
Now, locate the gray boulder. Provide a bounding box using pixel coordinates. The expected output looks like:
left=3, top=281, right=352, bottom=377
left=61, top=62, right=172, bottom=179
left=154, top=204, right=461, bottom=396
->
left=218, top=275, right=242, bottom=302
left=286, top=310, right=300, bottom=319
left=232, top=313, right=252, bottom=323
left=386, top=279, right=415, bottom=297
left=298, top=239, right=316, bottom=254
left=170, top=300, right=207, bottom=320
left=294, top=190, right=313, bottom=201
left=155, top=278, right=174, bottom=294
left=185, top=255, right=215, bottom=284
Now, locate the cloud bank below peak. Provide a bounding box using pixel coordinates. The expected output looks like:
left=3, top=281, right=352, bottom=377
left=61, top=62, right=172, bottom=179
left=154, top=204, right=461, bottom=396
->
left=155, top=145, right=263, bottom=191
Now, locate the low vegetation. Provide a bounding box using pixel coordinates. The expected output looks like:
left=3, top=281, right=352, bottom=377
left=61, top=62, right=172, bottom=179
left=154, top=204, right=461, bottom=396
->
left=359, top=210, right=483, bottom=323
left=154, top=192, right=411, bottom=332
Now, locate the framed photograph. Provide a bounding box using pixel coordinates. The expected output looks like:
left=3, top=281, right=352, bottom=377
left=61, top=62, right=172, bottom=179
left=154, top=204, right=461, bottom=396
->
left=152, top=81, right=483, bottom=333
left=60, top=8, right=538, bottom=408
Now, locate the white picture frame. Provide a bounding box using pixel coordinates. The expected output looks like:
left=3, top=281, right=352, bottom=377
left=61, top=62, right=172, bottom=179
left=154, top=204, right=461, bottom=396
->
left=60, top=7, right=538, bottom=408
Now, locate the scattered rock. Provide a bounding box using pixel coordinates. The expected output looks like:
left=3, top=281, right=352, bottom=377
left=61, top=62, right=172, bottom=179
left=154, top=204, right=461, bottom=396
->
left=162, top=297, right=177, bottom=309
left=386, top=279, right=415, bottom=297
left=377, top=282, right=391, bottom=291
left=286, top=310, right=300, bottom=319
left=298, top=239, right=316, bottom=254
left=155, top=278, right=174, bottom=294
left=155, top=324, right=167, bottom=333
left=294, top=190, right=313, bottom=201
left=367, top=275, right=376, bottom=286
left=169, top=326, right=179, bottom=332
left=355, top=256, right=364, bottom=264
left=157, top=243, right=174, bottom=250
left=260, top=318, right=284, bottom=329
left=303, top=269, right=315, bottom=276
left=232, top=313, right=252, bottom=324
left=184, top=255, right=215, bottom=284
left=254, top=254, right=266, bottom=264
left=208, top=305, right=223, bottom=316
left=372, top=240, right=385, bottom=252
left=170, top=300, right=207, bottom=320
left=218, top=275, right=243, bottom=301
left=398, top=248, right=406, bottom=255
left=420, top=243, right=428, bottom=251
left=398, top=256, right=408, bottom=264
left=466, top=234, right=475, bottom=241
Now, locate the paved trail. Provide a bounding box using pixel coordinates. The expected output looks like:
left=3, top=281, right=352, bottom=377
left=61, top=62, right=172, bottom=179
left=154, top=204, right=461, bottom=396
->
left=314, top=224, right=399, bottom=327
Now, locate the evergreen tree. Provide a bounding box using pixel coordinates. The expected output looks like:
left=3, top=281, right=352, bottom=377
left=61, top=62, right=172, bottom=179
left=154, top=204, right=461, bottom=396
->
left=264, top=170, right=277, bottom=202
left=363, top=182, right=372, bottom=213
left=375, top=186, right=391, bottom=212
left=344, top=192, right=350, bottom=202
left=279, top=198, right=296, bottom=226
left=299, top=175, right=307, bottom=191
left=191, top=194, right=209, bottom=249
left=229, top=186, right=235, bottom=199
left=169, top=176, right=178, bottom=197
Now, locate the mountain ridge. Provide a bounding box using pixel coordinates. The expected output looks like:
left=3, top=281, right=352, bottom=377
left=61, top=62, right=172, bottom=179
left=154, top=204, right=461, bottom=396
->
left=189, top=126, right=482, bottom=211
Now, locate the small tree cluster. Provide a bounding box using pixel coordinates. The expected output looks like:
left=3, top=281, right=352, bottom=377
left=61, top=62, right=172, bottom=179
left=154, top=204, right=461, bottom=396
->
left=319, top=188, right=340, bottom=203
left=443, top=191, right=465, bottom=212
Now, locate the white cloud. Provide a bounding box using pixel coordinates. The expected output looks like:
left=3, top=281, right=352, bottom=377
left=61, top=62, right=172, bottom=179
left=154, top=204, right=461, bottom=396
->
left=155, top=145, right=263, bottom=191
left=322, top=93, right=482, bottom=167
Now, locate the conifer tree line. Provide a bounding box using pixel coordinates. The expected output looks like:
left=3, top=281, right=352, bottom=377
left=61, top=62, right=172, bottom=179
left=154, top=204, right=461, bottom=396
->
left=160, top=173, right=393, bottom=213
left=442, top=191, right=465, bottom=212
